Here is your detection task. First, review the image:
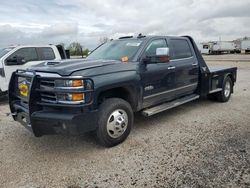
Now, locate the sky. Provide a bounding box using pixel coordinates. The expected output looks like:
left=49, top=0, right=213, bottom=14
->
left=0, top=0, right=250, bottom=49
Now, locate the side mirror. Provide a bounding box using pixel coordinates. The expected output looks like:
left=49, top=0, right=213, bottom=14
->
left=6, top=56, right=26, bottom=65
left=143, top=47, right=170, bottom=64
left=156, top=47, right=170, bottom=56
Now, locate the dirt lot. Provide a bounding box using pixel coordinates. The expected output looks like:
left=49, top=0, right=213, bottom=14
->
left=0, top=54, right=250, bottom=188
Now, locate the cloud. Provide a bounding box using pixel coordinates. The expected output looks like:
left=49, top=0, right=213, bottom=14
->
left=0, top=0, right=250, bottom=49
left=41, top=23, right=78, bottom=37
left=0, top=25, right=28, bottom=46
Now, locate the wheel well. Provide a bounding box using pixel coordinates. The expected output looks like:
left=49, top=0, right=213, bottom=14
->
left=226, top=74, right=234, bottom=85
left=97, top=87, right=137, bottom=111
left=225, top=74, right=234, bottom=93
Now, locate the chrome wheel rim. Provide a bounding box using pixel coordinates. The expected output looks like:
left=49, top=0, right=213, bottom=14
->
left=106, top=109, right=128, bottom=138
left=224, top=81, right=231, bottom=98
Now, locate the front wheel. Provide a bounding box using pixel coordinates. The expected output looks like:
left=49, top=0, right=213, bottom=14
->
left=96, top=98, right=134, bottom=147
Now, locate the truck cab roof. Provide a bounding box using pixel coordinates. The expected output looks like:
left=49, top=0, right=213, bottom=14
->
left=116, top=35, right=188, bottom=41
left=7, top=44, right=59, bottom=48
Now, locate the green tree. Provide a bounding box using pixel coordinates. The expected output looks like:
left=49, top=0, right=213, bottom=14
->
left=67, top=42, right=83, bottom=56
left=82, top=49, right=90, bottom=56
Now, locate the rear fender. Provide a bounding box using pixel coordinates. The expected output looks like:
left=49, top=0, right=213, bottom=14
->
left=224, top=73, right=236, bottom=93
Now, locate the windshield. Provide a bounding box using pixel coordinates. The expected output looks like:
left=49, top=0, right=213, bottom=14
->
left=87, top=39, right=143, bottom=61
left=0, top=47, right=14, bottom=58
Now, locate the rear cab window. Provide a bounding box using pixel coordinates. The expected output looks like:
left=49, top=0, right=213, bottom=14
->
left=37, top=47, right=56, bottom=60
left=170, top=39, right=192, bottom=60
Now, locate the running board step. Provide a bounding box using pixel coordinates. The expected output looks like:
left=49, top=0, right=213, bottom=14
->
left=209, top=88, right=222, bottom=94
left=142, top=94, right=200, bottom=117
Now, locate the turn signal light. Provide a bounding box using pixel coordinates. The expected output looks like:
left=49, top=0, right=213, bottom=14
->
left=55, top=79, right=84, bottom=88
left=72, top=93, right=84, bottom=101
left=72, top=80, right=83, bottom=87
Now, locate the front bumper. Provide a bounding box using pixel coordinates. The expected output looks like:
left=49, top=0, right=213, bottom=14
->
left=9, top=70, right=97, bottom=137
left=12, top=102, right=98, bottom=136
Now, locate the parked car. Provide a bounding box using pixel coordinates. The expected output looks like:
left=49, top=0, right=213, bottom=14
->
left=9, top=35, right=237, bottom=147
left=0, top=44, right=69, bottom=95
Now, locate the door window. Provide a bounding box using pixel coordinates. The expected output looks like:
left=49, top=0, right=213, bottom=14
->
left=145, top=39, right=168, bottom=56
left=7, top=47, right=38, bottom=63
left=37, top=47, right=55, bottom=60
left=171, top=39, right=192, bottom=59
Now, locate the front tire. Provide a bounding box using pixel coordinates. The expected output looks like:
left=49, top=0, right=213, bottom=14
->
left=96, top=98, right=134, bottom=147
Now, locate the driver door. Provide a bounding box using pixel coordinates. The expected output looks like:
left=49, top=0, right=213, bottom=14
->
left=140, top=38, right=176, bottom=108
left=4, top=47, right=40, bottom=84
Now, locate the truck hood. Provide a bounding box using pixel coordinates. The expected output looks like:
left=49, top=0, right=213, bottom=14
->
left=29, top=59, right=137, bottom=76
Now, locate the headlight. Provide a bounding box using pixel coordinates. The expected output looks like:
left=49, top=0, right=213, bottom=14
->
left=55, top=79, right=85, bottom=104
left=55, top=79, right=84, bottom=88
left=53, top=78, right=93, bottom=104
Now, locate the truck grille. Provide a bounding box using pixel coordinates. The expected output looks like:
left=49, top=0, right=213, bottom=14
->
left=40, top=80, right=55, bottom=87
left=40, top=92, right=57, bottom=103
left=40, top=79, right=57, bottom=103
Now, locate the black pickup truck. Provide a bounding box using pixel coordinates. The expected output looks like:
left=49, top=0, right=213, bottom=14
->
left=9, top=35, right=237, bottom=147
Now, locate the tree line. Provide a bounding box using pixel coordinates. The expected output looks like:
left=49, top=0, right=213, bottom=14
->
left=62, top=37, right=110, bottom=57
left=60, top=42, right=89, bottom=57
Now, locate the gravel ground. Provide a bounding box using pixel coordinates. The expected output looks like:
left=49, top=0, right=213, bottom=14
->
left=0, top=54, right=250, bottom=188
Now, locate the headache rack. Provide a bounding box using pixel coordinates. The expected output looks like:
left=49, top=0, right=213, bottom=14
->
left=9, top=70, right=95, bottom=112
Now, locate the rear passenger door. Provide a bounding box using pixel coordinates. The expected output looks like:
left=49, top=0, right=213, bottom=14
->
left=169, top=38, right=199, bottom=98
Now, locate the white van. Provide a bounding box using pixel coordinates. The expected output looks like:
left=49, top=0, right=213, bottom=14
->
left=0, top=44, right=69, bottom=95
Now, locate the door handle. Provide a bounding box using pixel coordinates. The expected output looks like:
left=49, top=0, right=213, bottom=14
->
left=192, top=63, right=198, bottom=66
left=168, top=66, right=176, bottom=70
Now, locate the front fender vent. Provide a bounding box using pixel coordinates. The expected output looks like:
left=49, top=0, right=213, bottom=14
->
left=45, top=61, right=60, bottom=66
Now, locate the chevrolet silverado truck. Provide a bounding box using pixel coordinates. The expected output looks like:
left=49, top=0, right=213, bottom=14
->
left=0, top=44, right=69, bottom=95
left=9, top=35, right=237, bottom=147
